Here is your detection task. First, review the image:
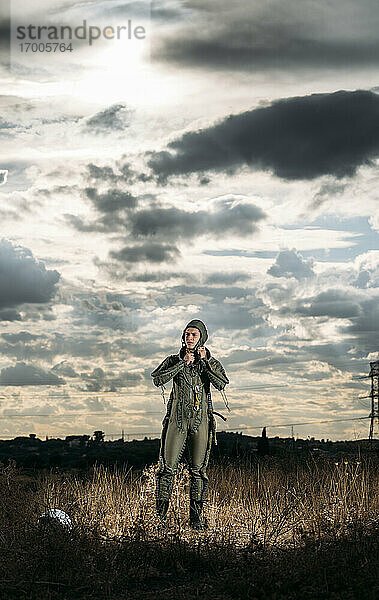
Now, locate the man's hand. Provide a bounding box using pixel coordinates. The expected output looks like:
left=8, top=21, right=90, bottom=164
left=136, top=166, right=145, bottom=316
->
left=198, top=346, right=206, bottom=359
left=184, top=351, right=195, bottom=364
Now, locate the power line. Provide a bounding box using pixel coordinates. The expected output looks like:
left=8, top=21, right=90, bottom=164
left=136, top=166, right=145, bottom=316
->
left=0, top=411, right=162, bottom=419
left=0, top=414, right=370, bottom=441
left=106, top=415, right=371, bottom=438
left=223, top=415, right=370, bottom=432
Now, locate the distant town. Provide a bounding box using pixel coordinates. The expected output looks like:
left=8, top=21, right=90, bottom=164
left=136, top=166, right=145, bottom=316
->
left=1, top=429, right=378, bottom=472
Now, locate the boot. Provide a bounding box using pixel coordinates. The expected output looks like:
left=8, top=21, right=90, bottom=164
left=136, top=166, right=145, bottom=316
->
left=155, top=468, right=174, bottom=527
left=156, top=499, right=169, bottom=532
left=157, top=499, right=169, bottom=521
left=189, top=499, right=207, bottom=531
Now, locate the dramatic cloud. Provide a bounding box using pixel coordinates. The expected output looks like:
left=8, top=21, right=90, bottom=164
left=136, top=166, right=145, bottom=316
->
left=86, top=162, right=136, bottom=184
left=0, top=362, right=65, bottom=386
left=0, top=19, right=10, bottom=52
left=0, top=169, right=8, bottom=185
left=67, top=193, right=266, bottom=239
left=2, top=331, right=44, bottom=343
left=153, top=0, right=379, bottom=72
left=84, top=187, right=137, bottom=213
left=0, top=240, right=60, bottom=314
left=83, top=104, right=132, bottom=134
left=129, top=199, right=266, bottom=240
left=81, top=366, right=143, bottom=392
left=342, top=296, right=379, bottom=353
left=109, top=242, right=180, bottom=264
left=275, top=284, right=379, bottom=354
left=147, top=90, right=379, bottom=181
left=268, top=249, right=315, bottom=280
left=0, top=308, right=22, bottom=321
left=311, top=179, right=347, bottom=209
left=51, top=361, right=78, bottom=378
left=281, top=288, right=362, bottom=319
left=65, top=185, right=139, bottom=233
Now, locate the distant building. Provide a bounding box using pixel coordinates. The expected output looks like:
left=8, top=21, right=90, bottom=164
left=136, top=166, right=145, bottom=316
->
left=65, top=435, right=90, bottom=448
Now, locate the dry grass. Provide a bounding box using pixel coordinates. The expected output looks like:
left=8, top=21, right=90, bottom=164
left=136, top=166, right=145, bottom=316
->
left=39, top=456, right=379, bottom=549
left=0, top=455, right=378, bottom=599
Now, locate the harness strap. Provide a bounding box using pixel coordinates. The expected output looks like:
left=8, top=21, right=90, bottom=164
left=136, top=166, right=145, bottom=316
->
left=160, top=384, right=166, bottom=404
left=220, top=388, right=231, bottom=412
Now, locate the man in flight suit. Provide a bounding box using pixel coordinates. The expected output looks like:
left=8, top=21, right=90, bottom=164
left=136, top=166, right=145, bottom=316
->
left=151, top=319, right=229, bottom=530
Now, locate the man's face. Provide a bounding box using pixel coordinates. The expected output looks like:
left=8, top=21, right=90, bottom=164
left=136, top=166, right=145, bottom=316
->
left=185, top=327, right=201, bottom=349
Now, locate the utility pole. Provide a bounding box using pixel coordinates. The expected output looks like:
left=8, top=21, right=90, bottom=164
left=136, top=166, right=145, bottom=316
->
left=369, top=361, right=379, bottom=441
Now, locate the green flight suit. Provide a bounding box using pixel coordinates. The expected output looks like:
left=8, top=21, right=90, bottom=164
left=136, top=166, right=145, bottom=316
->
left=151, top=320, right=229, bottom=527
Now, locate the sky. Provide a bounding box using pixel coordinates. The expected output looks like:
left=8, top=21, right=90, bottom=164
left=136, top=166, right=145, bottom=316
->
left=0, top=0, right=378, bottom=441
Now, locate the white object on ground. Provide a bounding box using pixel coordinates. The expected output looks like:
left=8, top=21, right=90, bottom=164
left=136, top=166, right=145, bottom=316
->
left=38, top=509, right=72, bottom=530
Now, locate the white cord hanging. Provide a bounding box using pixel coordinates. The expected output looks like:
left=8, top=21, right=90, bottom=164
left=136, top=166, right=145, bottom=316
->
left=220, top=388, right=231, bottom=412
left=160, top=384, right=166, bottom=404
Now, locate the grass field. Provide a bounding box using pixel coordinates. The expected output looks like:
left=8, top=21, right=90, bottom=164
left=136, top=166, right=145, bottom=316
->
left=0, top=455, right=378, bottom=599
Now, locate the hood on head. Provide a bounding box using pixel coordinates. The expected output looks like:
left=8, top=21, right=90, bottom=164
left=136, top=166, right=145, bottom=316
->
left=182, top=319, right=208, bottom=347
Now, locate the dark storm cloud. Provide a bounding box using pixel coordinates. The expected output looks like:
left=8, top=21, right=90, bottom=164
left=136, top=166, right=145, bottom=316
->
left=79, top=304, right=136, bottom=332
left=147, top=90, right=379, bottom=181
left=303, top=342, right=368, bottom=372
left=87, top=164, right=119, bottom=183
left=0, top=19, right=9, bottom=40
left=83, top=104, right=131, bottom=134
left=244, top=354, right=301, bottom=372
left=0, top=362, right=65, bottom=386
left=153, top=0, right=379, bottom=72
left=53, top=335, right=113, bottom=359
left=0, top=338, right=52, bottom=362
left=68, top=292, right=139, bottom=333
left=0, top=239, right=60, bottom=312
left=64, top=214, right=106, bottom=233
left=283, top=289, right=361, bottom=319
left=0, top=309, right=21, bottom=321
left=84, top=187, right=137, bottom=213
left=2, top=331, right=44, bottom=343
left=51, top=361, right=78, bottom=378
left=0, top=19, right=10, bottom=55
left=0, top=170, right=8, bottom=185
left=86, top=162, right=136, bottom=184
left=67, top=192, right=265, bottom=241
left=342, top=296, right=379, bottom=353
left=110, top=242, right=180, bottom=264
left=130, top=199, right=266, bottom=240
left=81, top=366, right=143, bottom=392
left=276, top=284, right=379, bottom=354
left=268, top=249, right=315, bottom=280
left=65, top=182, right=140, bottom=234
left=155, top=29, right=379, bottom=72
left=204, top=304, right=264, bottom=332
left=114, top=338, right=169, bottom=358
left=311, top=180, right=347, bottom=209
